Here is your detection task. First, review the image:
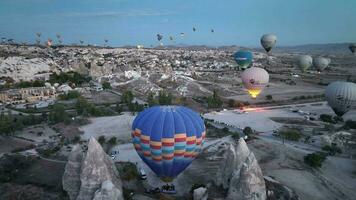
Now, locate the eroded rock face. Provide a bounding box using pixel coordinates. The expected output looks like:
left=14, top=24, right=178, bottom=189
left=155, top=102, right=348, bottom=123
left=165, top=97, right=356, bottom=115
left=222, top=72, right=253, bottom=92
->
left=187, top=137, right=266, bottom=200
left=62, top=137, right=124, bottom=200
left=193, top=187, right=208, bottom=200
left=62, top=145, right=83, bottom=200
left=93, top=180, right=123, bottom=200
left=225, top=139, right=266, bottom=200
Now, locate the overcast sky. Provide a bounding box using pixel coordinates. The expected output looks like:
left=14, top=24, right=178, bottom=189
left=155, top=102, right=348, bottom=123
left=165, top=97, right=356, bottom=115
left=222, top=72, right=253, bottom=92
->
left=1, top=0, right=355, bottom=47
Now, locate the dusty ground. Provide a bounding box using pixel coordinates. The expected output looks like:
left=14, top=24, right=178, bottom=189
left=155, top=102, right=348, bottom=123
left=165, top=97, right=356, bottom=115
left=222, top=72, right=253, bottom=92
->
left=248, top=138, right=356, bottom=200
left=0, top=136, right=34, bottom=155
left=79, top=112, right=135, bottom=141
left=15, top=124, right=58, bottom=143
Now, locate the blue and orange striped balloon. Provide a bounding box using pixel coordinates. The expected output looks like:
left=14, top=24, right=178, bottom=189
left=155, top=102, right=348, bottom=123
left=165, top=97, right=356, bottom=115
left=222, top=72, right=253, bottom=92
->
left=132, top=106, right=206, bottom=182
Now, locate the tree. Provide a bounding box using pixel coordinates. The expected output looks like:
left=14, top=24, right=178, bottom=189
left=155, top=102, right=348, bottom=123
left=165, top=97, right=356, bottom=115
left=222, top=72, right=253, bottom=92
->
left=158, top=90, right=172, bottom=105
left=122, top=90, right=134, bottom=104
left=0, top=112, right=15, bottom=135
left=265, top=95, right=273, bottom=100
left=228, top=99, right=235, bottom=107
left=278, top=129, right=302, bottom=142
left=102, top=81, right=111, bottom=90
left=320, top=114, right=335, bottom=124
left=147, top=92, right=157, bottom=107
left=243, top=127, right=253, bottom=136
left=49, top=104, right=68, bottom=123
left=108, top=136, right=117, bottom=145
left=304, top=153, right=326, bottom=168
left=98, top=135, right=106, bottom=145
left=207, top=90, right=223, bottom=109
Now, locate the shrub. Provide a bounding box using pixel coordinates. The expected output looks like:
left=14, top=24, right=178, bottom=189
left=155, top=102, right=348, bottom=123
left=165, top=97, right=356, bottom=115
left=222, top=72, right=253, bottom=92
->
left=322, top=145, right=342, bottom=156
left=265, top=95, right=273, bottom=100
left=304, top=153, right=326, bottom=168
left=243, top=127, right=253, bottom=136
left=320, top=114, right=335, bottom=124
left=58, top=90, right=81, bottom=100
left=344, top=120, right=356, bottom=129
left=72, top=135, right=81, bottom=144
left=102, top=81, right=111, bottom=90
left=278, top=129, right=302, bottom=141
left=108, top=136, right=117, bottom=145
left=98, top=135, right=106, bottom=145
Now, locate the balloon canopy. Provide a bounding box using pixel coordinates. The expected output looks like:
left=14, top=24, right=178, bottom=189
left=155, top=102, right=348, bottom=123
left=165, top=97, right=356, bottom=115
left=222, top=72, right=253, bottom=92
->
left=261, top=34, right=277, bottom=53
left=234, top=51, right=253, bottom=70
left=132, top=106, right=206, bottom=182
left=313, top=57, right=331, bottom=72
left=325, top=81, right=356, bottom=116
left=241, top=67, right=269, bottom=99
left=298, top=55, right=313, bottom=72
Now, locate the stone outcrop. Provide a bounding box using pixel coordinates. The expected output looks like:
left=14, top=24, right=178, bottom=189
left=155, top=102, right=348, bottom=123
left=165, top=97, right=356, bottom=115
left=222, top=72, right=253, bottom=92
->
left=62, top=145, right=83, bottom=200
left=62, top=137, right=124, bottom=200
left=193, top=187, right=208, bottom=200
left=93, top=180, right=123, bottom=200
left=224, top=139, right=266, bottom=200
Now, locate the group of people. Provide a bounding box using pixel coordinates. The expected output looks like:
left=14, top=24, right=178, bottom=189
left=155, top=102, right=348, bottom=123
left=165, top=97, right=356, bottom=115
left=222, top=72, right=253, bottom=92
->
left=162, top=184, right=176, bottom=192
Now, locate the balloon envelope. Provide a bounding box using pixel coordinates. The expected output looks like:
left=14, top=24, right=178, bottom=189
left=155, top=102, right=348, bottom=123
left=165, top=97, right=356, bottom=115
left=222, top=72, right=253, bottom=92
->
left=241, top=67, right=269, bottom=98
left=132, top=106, right=206, bottom=182
left=313, top=57, right=330, bottom=72
left=298, top=55, right=313, bottom=72
left=234, top=51, right=253, bottom=70
left=261, top=34, right=277, bottom=53
left=325, top=81, right=356, bottom=116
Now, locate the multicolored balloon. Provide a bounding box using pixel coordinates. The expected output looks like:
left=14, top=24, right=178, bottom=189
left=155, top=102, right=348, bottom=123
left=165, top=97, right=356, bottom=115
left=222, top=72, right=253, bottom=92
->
left=325, top=81, right=356, bottom=116
left=241, top=67, right=269, bottom=99
left=132, top=106, right=206, bottom=182
left=234, top=51, right=253, bottom=70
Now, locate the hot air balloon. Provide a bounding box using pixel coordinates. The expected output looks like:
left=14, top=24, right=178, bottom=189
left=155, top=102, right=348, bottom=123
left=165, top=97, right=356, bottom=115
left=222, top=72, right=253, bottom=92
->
left=313, top=57, right=331, bottom=72
left=349, top=43, right=356, bottom=54
left=234, top=51, right=253, bottom=70
left=157, top=34, right=163, bottom=41
left=260, top=34, right=277, bottom=53
left=298, top=55, right=313, bottom=72
left=241, top=67, right=269, bottom=98
left=132, top=106, right=206, bottom=183
left=325, top=81, right=356, bottom=116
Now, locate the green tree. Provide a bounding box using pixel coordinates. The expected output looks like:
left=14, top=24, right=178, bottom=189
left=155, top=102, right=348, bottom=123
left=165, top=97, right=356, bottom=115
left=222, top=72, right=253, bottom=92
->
left=147, top=92, right=157, bottom=107
left=49, top=104, right=68, bottom=123
left=158, top=90, right=172, bottom=105
left=108, top=136, right=117, bottom=145
left=0, top=112, right=15, bottom=135
left=304, top=153, right=326, bottom=168
left=122, top=90, right=134, bottom=104
left=207, top=90, right=223, bottom=109
left=265, top=95, right=273, bottom=100
left=243, top=127, right=253, bottom=136
left=98, top=135, right=106, bottom=145
left=102, top=81, right=112, bottom=90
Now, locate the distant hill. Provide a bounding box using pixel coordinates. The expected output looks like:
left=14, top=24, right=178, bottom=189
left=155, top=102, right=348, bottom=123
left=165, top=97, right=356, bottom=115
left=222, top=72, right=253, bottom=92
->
left=272, top=43, right=351, bottom=55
